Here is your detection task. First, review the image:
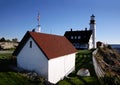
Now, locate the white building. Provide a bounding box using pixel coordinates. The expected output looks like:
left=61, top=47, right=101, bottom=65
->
left=13, top=31, right=77, bottom=84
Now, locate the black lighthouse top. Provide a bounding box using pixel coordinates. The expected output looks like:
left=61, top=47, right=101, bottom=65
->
left=90, top=14, right=95, bottom=24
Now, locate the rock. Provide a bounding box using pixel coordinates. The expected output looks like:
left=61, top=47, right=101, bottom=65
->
left=77, top=68, right=90, bottom=76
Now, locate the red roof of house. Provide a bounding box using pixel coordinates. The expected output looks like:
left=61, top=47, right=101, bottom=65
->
left=13, top=31, right=77, bottom=59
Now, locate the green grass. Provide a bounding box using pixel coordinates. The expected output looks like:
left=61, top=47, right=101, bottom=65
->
left=57, top=50, right=100, bottom=85
left=77, top=50, right=92, bottom=54
left=0, top=72, right=35, bottom=85
left=0, top=71, right=45, bottom=85
left=57, top=76, right=100, bottom=85
left=75, top=50, right=96, bottom=76
left=0, top=53, right=40, bottom=85
left=0, top=53, right=12, bottom=59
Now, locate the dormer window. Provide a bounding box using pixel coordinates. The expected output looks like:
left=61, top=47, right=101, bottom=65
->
left=30, top=41, right=32, bottom=48
left=78, top=36, right=81, bottom=39
left=71, top=36, right=73, bottom=39
left=75, top=36, right=77, bottom=39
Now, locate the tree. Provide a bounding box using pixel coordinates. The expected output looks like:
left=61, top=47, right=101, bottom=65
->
left=0, top=37, right=6, bottom=42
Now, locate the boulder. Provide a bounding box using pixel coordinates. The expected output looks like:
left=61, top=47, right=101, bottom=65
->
left=77, top=68, right=90, bottom=76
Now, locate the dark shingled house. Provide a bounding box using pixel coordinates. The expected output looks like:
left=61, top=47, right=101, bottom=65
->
left=64, top=28, right=92, bottom=50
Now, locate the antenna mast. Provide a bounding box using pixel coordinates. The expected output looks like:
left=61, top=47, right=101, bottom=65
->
left=37, top=12, right=41, bottom=32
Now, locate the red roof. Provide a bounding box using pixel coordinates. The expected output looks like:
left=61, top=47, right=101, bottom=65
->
left=13, top=31, right=77, bottom=59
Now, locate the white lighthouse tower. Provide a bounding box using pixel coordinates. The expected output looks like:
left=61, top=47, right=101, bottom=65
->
left=89, top=14, right=96, bottom=48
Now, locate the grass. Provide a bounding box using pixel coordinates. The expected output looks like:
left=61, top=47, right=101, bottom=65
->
left=78, top=50, right=92, bottom=54
left=0, top=53, right=40, bottom=85
left=0, top=53, right=12, bottom=59
left=57, top=77, right=100, bottom=85
left=0, top=72, right=35, bottom=85
left=75, top=50, right=97, bottom=77
left=57, top=50, right=100, bottom=85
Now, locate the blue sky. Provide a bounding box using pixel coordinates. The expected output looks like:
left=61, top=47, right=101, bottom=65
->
left=0, top=0, right=120, bottom=44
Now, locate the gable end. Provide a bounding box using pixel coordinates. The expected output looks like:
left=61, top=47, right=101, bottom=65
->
left=13, top=31, right=49, bottom=60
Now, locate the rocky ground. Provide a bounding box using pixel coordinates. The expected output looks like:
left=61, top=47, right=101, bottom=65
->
left=93, top=43, right=120, bottom=84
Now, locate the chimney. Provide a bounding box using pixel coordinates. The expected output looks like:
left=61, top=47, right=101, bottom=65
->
left=71, top=28, right=72, bottom=31
left=32, top=28, right=35, bottom=32
left=85, top=28, right=87, bottom=31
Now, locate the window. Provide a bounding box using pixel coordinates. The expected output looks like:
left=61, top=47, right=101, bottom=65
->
left=78, top=36, right=81, bottom=39
left=75, top=36, right=77, bottom=39
left=73, top=43, right=80, bottom=48
left=71, top=36, right=73, bottom=39
left=30, top=41, right=32, bottom=48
